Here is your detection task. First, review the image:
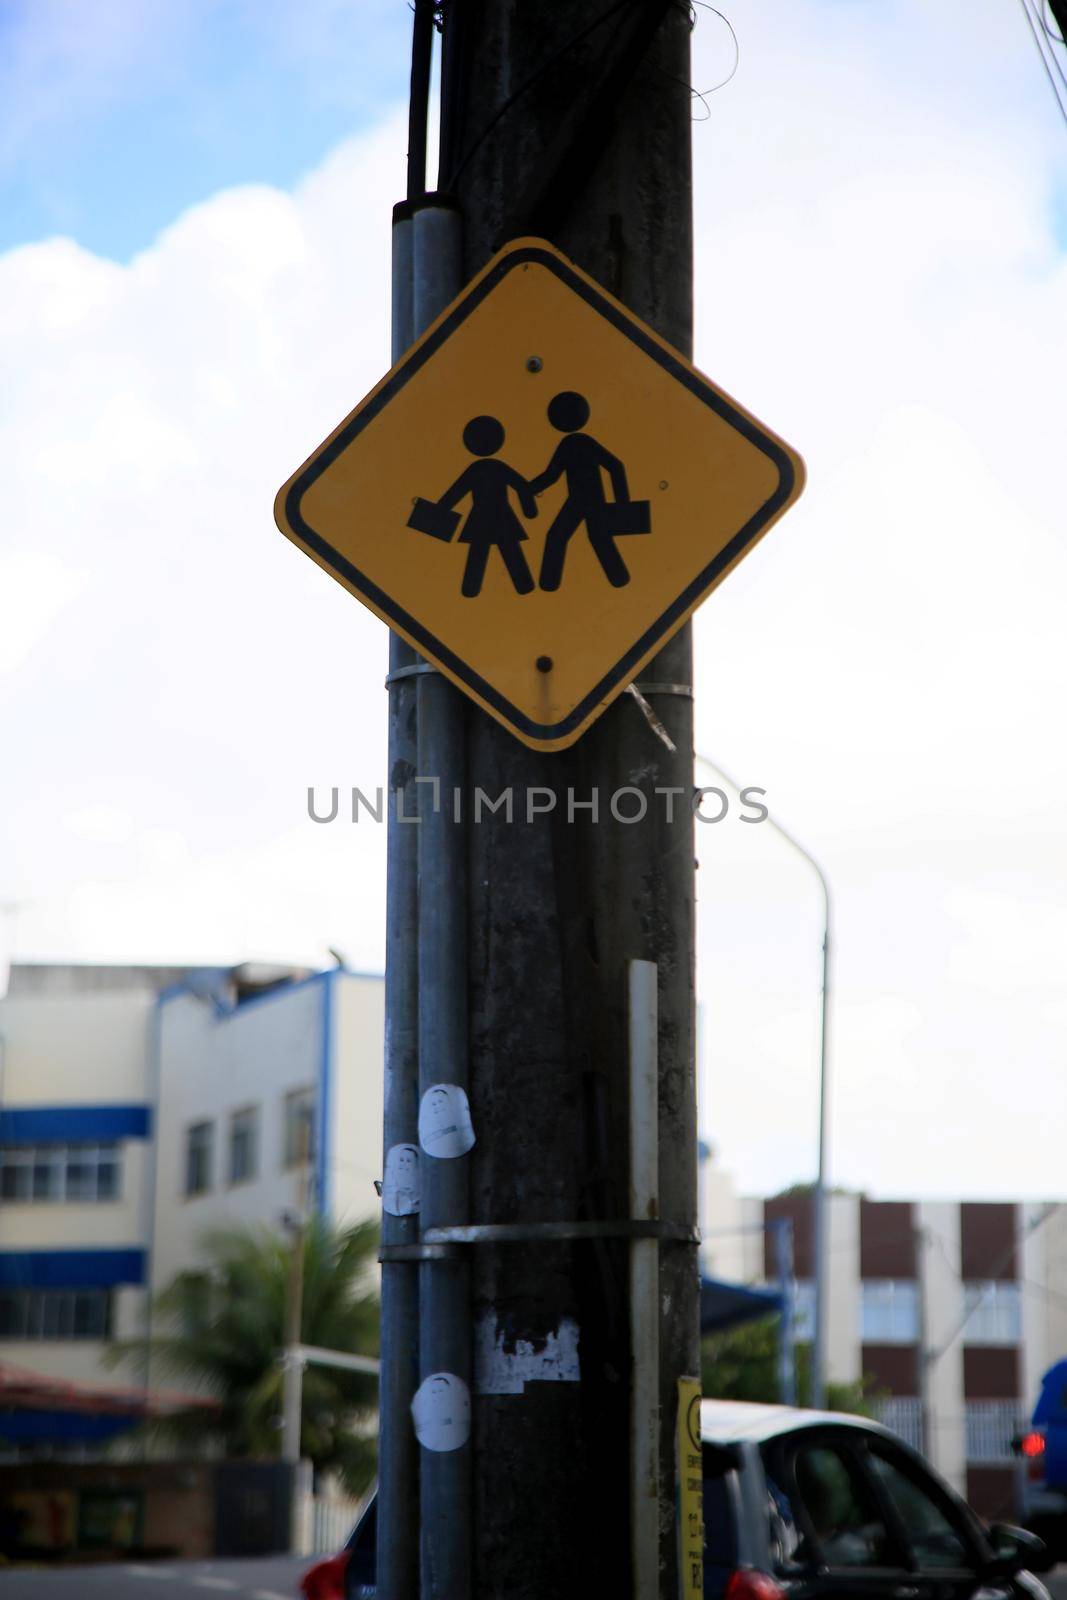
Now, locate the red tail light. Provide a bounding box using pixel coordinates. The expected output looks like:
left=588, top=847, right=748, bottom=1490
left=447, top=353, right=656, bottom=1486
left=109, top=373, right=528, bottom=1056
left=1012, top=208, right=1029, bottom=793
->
left=300, top=1551, right=350, bottom=1600
left=1012, top=1429, right=1047, bottom=1481
left=725, top=1570, right=788, bottom=1600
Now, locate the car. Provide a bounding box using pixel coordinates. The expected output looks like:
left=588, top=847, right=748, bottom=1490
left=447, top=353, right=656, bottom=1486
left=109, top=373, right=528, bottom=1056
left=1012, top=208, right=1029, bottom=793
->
left=1012, top=1356, right=1067, bottom=1565
left=301, top=1400, right=1049, bottom=1599
left=300, top=1491, right=376, bottom=1599
left=700, top=1400, right=1048, bottom=1600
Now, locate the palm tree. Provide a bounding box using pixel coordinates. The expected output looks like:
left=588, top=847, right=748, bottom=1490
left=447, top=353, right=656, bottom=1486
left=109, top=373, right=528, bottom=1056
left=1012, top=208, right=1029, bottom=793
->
left=110, top=1217, right=379, bottom=1492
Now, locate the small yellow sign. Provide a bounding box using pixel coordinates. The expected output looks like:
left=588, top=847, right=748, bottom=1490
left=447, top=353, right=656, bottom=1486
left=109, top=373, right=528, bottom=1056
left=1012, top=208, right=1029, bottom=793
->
left=677, top=1376, right=704, bottom=1599
left=275, top=238, right=804, bottom=751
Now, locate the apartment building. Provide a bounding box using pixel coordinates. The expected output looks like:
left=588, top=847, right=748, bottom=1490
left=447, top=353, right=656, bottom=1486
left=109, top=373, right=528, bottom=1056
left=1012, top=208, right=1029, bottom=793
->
left=699, top=1164, right=1067, bottom=1519
left=0, top=961, right=383, bottom=1454
left=152, top=964, right=382, bottom=1289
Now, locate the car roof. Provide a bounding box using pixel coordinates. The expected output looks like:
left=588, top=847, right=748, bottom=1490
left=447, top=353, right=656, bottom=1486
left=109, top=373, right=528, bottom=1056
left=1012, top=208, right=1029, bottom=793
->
left=700, top=1399, right=893, bottom=1446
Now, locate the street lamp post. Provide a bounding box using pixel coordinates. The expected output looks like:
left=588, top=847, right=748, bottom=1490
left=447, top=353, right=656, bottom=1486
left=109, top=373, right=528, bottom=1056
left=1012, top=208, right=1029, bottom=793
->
left=696, top=754, right=832, bottom=1408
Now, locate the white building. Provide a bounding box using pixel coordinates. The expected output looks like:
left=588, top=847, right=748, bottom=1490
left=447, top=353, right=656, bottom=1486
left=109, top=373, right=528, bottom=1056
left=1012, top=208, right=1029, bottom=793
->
left=698, top=1155, right=1067, bottom=1521
left=0, top=962, right=383, bottom=1454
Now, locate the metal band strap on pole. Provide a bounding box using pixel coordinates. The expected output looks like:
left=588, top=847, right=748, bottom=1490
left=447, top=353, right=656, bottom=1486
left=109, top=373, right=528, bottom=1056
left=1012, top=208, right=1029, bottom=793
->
left=379, top=1218, right=699, bottom=1261
left=384, top=663, right=441, bottom=686
left=387, top=664, right=695, bottom=697
left=630, top=681, right=693, bottom=698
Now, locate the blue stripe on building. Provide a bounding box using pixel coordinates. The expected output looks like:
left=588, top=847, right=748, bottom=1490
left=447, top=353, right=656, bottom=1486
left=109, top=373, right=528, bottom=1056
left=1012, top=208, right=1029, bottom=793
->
left=0, top=1411, right=138, bottom=1442
left=0, top=1249, right=146, bottom=1288
left=0, top=1105, right=151, bottom=1144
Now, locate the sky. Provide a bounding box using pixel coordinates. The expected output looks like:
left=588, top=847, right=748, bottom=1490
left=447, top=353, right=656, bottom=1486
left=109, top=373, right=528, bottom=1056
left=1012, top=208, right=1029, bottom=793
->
left=1, top=0, right=1065, bottom=1204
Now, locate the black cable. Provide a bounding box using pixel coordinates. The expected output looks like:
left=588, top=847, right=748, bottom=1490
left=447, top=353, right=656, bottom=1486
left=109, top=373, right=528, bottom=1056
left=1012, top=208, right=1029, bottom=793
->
left=1016, top=0, right=1067, bottom=129
left=407, top=0, right=436, bottom=201
left=686, top=3, right=740, bottom=117
left=1043, top=0, right=1066, bottom=44
left=447, top=0, right=640, bottom=189
left=1031, top=0, right=1067, bottom=94
left=438, top=0, right=479, bottom=192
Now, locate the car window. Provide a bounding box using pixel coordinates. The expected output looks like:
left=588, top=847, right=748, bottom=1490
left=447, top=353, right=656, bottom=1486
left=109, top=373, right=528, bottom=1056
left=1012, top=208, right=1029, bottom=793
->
left=867, top=1449, right=972, bottom=1571
left=790, top=1442, right=895, bottom=1569
left=764, top=1464, right=803, bottom=1569
left=702, top=1461, right=739, bottom=1598
left=344, top=1494, right=377, bottom=1592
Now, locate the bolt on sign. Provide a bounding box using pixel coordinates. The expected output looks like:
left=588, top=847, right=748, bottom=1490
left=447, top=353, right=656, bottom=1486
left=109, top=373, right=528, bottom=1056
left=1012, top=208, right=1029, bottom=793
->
left=274, top=238, right=805, bottom=752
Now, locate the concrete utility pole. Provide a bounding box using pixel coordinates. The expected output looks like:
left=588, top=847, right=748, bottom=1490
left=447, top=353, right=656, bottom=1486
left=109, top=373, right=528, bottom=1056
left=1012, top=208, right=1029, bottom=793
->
left=433, top=5, right=699, bottom=1595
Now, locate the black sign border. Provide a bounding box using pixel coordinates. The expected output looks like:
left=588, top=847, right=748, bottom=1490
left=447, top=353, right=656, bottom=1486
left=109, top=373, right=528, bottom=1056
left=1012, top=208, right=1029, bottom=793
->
left=284, top=243, right=796, bottom=744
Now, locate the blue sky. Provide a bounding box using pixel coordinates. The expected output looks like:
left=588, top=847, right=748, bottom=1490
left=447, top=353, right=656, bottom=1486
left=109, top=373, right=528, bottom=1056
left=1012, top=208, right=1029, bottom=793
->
left=0, top=0, right=410, bottom=259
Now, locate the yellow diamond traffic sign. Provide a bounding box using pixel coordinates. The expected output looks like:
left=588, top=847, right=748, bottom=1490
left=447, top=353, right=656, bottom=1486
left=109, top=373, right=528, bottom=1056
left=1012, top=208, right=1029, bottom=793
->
left=275, top=237, right=805, bottom=752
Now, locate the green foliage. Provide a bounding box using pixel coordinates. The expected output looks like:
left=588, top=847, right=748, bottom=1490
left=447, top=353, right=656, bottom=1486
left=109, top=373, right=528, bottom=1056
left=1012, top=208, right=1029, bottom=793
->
left=108, top=1217, right=379, bottom=1493
left=701, top=1316, right=883, bottom=1418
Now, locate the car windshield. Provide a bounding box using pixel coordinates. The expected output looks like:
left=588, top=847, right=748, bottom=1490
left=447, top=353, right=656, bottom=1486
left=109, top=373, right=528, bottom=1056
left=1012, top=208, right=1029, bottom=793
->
left=775, top=1439, right=895, bottom=1570
left=867, top=1449, right=971, bottom=1570
left=703, top=1465, right=739, bottom=1570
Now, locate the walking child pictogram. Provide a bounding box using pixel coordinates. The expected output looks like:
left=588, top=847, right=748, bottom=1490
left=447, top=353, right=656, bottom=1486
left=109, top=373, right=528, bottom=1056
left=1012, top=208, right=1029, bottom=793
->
left=408, top=415, right=537, bottom=599
left=407, top=394, right=650, bottom=598
left=531, top=391, right=651, bottom=592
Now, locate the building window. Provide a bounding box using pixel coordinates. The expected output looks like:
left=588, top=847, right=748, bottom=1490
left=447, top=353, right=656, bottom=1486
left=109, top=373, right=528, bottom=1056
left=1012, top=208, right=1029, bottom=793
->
left=963, top=1281, right=1021, bottom=1344
left=791, top=1279, right=816, bottom=1342
left=228, top=1107, right=259, bottom=1186
left=0, top=1288, right=112, bottom=1341
left=861, top=1280, right=920, bottom=1343
left=0, top=1144, right=122, bottom=1204
left=876, top=1397, right=925, bottom=1453
left=965, top=1401, right=1021, bottom=1463
left=185, top=1121, right=214, bottom=1197
left=283, top=1088, right=315, bottom=1169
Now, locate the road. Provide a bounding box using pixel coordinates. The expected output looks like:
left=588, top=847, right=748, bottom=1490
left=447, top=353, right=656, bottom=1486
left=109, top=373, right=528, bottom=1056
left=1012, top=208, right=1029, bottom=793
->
left=0, top=1554, right=310, bottom=1599
left=0, top=1559, right=1064, bottom=1598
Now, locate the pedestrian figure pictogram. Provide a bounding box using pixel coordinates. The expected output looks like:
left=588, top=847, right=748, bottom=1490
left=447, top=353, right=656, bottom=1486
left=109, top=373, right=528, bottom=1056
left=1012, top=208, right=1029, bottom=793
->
left=408, top=393, right=650, bottom=599
left=408, top=415, right=537, bottom=599
left=532, top=391, right=650, bottom=591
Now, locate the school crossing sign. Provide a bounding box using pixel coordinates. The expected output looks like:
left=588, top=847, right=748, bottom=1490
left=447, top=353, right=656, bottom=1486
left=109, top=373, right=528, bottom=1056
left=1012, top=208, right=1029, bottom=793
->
left=274, top=237, right=805, bottom=752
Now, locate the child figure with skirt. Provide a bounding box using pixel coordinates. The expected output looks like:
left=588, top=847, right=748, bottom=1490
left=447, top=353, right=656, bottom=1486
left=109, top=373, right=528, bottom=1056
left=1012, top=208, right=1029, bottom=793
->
left=431, top=415, right=538, bottom=599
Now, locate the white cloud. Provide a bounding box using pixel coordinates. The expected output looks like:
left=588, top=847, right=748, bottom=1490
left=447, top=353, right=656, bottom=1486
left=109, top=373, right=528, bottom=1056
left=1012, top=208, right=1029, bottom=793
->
left=0, top=549, right=87, bottom=675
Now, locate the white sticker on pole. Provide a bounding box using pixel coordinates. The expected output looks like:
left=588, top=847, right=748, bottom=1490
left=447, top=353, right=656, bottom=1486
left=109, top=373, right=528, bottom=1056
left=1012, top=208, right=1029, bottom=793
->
left=418, top=1083, right=475, bottom=1159
left=382, top=1143, right=420, bottom=1216
left=411, top=1372, right=471, bottom=1452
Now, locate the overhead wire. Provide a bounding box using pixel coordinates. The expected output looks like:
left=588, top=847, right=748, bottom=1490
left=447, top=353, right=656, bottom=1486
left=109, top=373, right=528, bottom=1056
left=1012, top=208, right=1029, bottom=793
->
left=406, top=0, right=436, bottom=199
left=1042, top=0, right=1066, bottom=43
left=686, top=2, right=740, bottom=117
left=1015, top=0, right=1067, bottom=130
left=1030, top=0, right=1067, bottom=94
left=656, top=2, right=739, bottom=120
